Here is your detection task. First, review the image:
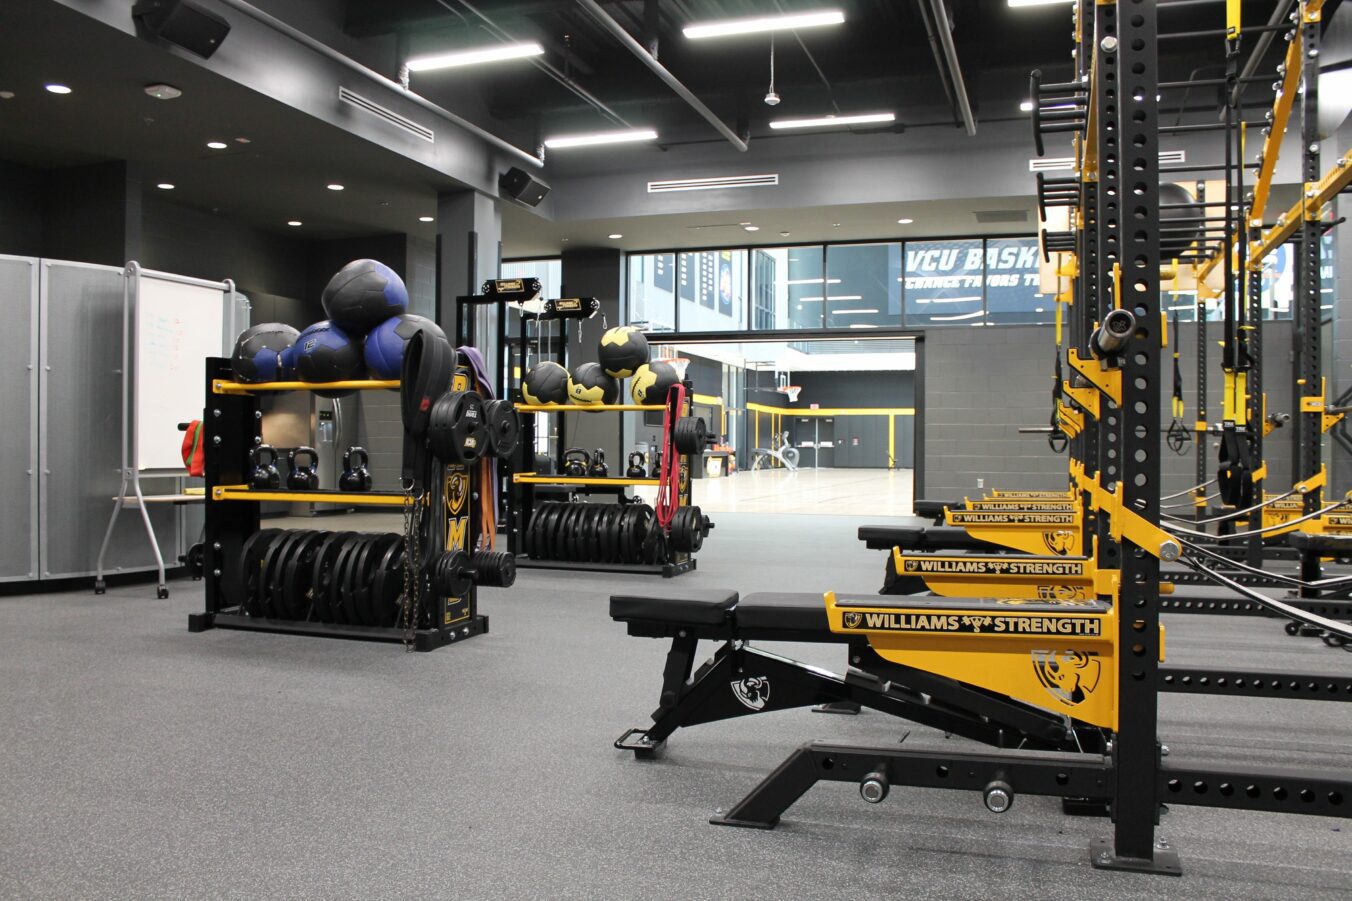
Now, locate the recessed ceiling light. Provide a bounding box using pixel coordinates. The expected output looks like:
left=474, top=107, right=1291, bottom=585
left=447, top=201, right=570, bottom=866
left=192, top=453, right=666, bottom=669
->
left=206, top=141, right=228, bottom=150
left=684, top=9, right=845, bottom=39
left=419, top=216, right=434, bottom=222
left=769, top=112, right=895, bottom=130
left=287, top=220, right=302, bottom=227
left=608, top=233, right=623, bottom=239
left=831, top=222, right=841, bottom=227
left=44, top=83, right=72, bottom=95
left=779, top=231, right=790, bottom=237
left=897, top=218, right=914, bottom=225
left=1019, top=100, right=1034, bottom=112
left=1008, top=0, right=1074, bottom=7
left=0, top=91, right=14, bottom=100
left=235, top=136, right=251, bottom=143
left=744, top=225, right=760, bottom=232
left=143, top=83, right=182, bottom=100
left=544, top=128, right=658, bottom=149
left=406, top=42, right=544, bottom=72
left=156, top=183, right=175, bottom=190
left=327, top=183, right=344, bottom=191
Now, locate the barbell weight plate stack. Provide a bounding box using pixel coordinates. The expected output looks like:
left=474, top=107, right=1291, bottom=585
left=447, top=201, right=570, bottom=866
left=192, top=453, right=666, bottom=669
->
left=484, top=399, right=520, bottom=458
left=672, top=417, right=707, bottom=456
left=428, top=390, right=489, bottom=465
left=260, top=531, right=306, bottom=618
left=281, top=531, right=326, bottom=619
left=237, top=528, right=282, bottom=615
left=308, top=531, right=353, bottom=622
left=370, top=537, right=407, bottom=627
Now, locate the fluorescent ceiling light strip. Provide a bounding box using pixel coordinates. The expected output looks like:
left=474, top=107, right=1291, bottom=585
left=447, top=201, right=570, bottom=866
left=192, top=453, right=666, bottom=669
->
left=406, top=42, right=544, bottom=71
left=684, top=9, right=844, bottom=39
left=784, top=278, right=842, bottom=285
left=911, top=295, right=984, bottom=304
left=931, top=310, right=984, bottom=321
left=770, top=112, right=895, bottom=130
left=1008, top=0, right=1074, bottom=7
left=825, top=295, right=862, bottom=301
left=847, top=323, right=880, bottom=329
left=544, top=128, right=658, bottom=148
left=832, top=308, right=879, bottom=314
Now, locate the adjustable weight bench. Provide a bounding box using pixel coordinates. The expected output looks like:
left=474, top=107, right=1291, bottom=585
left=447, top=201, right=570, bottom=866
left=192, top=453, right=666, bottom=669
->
left=611, top=589, right=1104, bottom=759
left=858, top=525, right=1006, bottom=553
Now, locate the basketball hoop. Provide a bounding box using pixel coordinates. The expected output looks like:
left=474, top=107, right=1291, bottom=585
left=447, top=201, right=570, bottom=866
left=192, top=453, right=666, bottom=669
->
left=668, top=357, right=691, bottom=380
left=776, top=385, right=802, bottom=403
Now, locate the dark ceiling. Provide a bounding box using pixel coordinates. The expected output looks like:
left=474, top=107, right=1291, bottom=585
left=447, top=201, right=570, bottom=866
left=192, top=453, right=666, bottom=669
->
left=339, top=0, right=1307, bottom=160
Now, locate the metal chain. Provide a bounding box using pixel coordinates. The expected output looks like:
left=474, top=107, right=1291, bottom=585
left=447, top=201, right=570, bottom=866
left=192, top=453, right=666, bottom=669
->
left=398, top=486, right=424, bottom=652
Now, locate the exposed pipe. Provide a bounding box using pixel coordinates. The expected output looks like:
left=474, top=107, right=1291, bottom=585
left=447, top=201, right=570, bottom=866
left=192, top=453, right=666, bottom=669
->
left=574, top=0, right=749, bottom=152
left=914, top=0, right=960, bottom=128
left=925, top=0, right=977, bottom=136
left=1230, top=0, right=1297, bottom=109
left=210, top=0, right=543, bottom=168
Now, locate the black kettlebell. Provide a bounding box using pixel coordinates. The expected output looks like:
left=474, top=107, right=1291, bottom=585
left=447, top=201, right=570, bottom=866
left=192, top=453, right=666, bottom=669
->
left=339, top=446, right=371, bottom=492
left=562, top=447, right=590, bottom=478
left=287, top=446, right=320, bottom=490
left=589, top=448, right=608, bottom=478
left=626, top=452, right=646, bottom=479
left=249, top=444, right=281, bottom=489
left=649, top=448, right=663, bottom=479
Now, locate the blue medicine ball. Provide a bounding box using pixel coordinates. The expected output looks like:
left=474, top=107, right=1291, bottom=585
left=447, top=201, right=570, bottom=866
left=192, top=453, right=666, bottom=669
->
left=321, top=259, right=409, bottom=335
left=364, top=313, right=446, bottom=379
left=294, top=321, right=363, bottom=397
left=231, top=322, right=299, bottom=383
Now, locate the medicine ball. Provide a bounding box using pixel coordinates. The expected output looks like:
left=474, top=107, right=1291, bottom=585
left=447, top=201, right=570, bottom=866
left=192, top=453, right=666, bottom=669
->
left=231, top=322, right=299, bottom=383
left=321, top=259, right=409, bottom=335
left=630, top=361, right=679, bottom=405
left=522, top=361, right=569, bottom=405
left=1159, top=183, right=1205, bottom=259
left=294, top=320, right=363, bottom=396
left=567, top=362, right=619, bottom=406
left=364, top=313, right=446, bottom=379
left=598, top=325, right=649, bottom=378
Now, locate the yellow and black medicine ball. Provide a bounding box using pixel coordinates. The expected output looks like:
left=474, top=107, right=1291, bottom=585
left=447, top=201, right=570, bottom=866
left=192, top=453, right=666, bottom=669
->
left=567, top=362, right=620, bottom=406
left=630, top=360, right=679, bottom=405
left=522, top=361, right=569, bottom=405
left=598, top=325, right=650, bottom=378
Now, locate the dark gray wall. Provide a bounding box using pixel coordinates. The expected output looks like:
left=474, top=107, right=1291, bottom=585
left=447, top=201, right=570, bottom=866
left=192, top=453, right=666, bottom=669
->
left=786, top=371, right=915, bottom=409
left=922, top=322, right=1297, bottom=502
left=0, top=160, right=45, bottom=258
left=42, top=161, right=139, bottom=267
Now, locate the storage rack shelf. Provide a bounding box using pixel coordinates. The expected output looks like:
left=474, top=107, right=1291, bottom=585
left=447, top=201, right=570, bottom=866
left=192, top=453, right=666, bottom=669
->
left=513, top=474, right=660, bottom=487
left=212, top=378, right=399, bottom=394
left=211, top=485, right=409, bottom=506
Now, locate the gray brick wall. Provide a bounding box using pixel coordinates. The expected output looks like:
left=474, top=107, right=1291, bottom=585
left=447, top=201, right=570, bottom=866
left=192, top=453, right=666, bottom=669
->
left=922, top=321, right=1296, bottom=503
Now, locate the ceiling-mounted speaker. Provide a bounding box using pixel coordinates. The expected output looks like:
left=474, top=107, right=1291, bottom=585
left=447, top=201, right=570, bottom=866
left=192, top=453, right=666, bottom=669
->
left=500, top=167, right=550, bottom=207
left=132, top=0, right=231, bottom=59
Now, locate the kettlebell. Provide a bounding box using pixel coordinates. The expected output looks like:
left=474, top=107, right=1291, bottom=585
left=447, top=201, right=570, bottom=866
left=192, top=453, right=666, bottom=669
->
left=249, top=444, right=281, bottom=489
left=562, top=447, right=590, bottom=478
left=626, top=452, right=647, bottom=479
left=339, top=446, right=371, bottom=492
left=588, top=448, right=609, bottom=478
left=287, top=446, right=320, bottom=490
left=649, top=448, right=663, bottom=479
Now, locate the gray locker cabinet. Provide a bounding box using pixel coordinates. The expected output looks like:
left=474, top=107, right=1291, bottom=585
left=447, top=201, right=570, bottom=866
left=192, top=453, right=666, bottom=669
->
left=40, top=260, right=179, bottom=579
left=0, top=256, right=39, bottom=581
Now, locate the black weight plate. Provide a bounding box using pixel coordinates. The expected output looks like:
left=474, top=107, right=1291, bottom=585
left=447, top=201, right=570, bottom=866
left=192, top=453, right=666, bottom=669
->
left=236, top=528, right=282, bottom=615
left=618, top=506, right=636, bottom=564
left=633, top=506, right=655, bottom=564
left=271, top=530, right=313, bottom=619
left=643, top=519, right=664, bottom=564
left=308, top=531, right=353, bottom=623
left=596, top=506, right=614, bottom=562
left=529, top=502, right=555, bottom=560
left=281, top=531, right=326, bottom=620
left=344, top=532, right=379, bottom=626
left=588, top=505, right=606, bottom=562
left=327, top=534, right=364, bottom=625
left=570, top=505, right=590, bottom=561
left=259, top=531, right=304, bottom=618
left=603, top=505, right=623, bottom=562
left=580, top=505, right=599, bottom=562
left=338, top=534, right=375, bottom=625
left=370, top=536, right=408, bottom=628
left=354, top=533, right=401, bottom=626
left=550, top=504, right=575, bottom=561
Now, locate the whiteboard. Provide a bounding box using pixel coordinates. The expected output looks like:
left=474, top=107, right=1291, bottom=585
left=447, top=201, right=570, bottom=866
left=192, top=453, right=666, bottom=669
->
left=134, top=275, right=233, bottom=471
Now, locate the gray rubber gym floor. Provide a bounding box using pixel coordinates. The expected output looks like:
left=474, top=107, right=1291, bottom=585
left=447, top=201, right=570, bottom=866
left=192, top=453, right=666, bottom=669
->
left=2, top=512, right=1349, bottom=899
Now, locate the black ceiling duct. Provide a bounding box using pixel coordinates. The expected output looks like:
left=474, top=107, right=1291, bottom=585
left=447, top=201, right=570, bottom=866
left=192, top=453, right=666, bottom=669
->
left=133, top=0, right=232, bottom=59
left=500, top=168, right=550, bottom=207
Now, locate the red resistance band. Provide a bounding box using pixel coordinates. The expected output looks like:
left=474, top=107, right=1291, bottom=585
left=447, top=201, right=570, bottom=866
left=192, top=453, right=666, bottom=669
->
left=181, top=420, right=204, bottom=477
left=656, top=383, right=687, bottom=529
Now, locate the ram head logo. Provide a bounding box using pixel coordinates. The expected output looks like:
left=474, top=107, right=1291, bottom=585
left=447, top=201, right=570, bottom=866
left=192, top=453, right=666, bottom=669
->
left=842, top=612, right=864, bottom=629
left=730, top=676, right=771, bottom=710
left=1043, top=530, right=1075, bottom=556
left=1032, top=650, right=1101, bottom=707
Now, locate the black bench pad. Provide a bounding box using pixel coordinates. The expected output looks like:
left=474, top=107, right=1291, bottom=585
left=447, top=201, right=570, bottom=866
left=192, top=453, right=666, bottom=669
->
left=609, top=589, right=739, bottom=625
left=1287, top=533, right=1352, bottom=554
left=858, top=525, right=1004, bottom=552
left=914, top=499, right=957, bottom=520
left=736, top=592, right=829, bottom=632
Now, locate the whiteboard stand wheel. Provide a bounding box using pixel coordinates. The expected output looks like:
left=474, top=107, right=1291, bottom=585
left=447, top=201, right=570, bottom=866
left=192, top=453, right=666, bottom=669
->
left=94, top=579, right=106, bottom=595
left=157, top=586, right=169, bottom=599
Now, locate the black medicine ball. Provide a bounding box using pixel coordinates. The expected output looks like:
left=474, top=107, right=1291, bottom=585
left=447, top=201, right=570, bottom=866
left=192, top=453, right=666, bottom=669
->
left=567, top=362, right=619, bottom=406
left=321, top=259, right=409, bottom=336
left=232, top=322, right=299, bottom=383
left=1159, top=183, right=1205, bottom=259
left=598, top=325, right=649, bottom=378
left=522, top=361, right=570, bottom=405
left=629, top=361, right=679, bottom=405
left=293, top=320, right=363, bottom=397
